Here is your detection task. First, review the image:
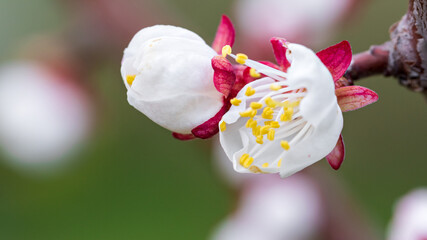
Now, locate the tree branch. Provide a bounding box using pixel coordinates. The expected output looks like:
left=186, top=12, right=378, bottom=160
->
left=345, top=0, right=427, bottom=92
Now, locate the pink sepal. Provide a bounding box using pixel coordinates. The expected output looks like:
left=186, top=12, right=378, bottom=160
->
left=191, top=102, right=230, bottom=139
left=335, top=86, right=379, bottom=112
left=316, top=40, right=352, bottom=82
left=270, top=37, right=291, bottom=71
left=326, top=134, right=345, bottom=170
left=212, top=56, right=236, bottom=97
left=212, top=15, right=235, bottom=54
left=172, top=132, right=196, bottom=140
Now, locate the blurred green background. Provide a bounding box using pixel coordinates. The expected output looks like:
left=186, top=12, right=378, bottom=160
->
left=0, top=0, right=425, bottom=239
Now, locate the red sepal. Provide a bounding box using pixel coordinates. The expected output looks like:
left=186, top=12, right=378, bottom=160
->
left=212, top=15, right=235, bottom=54
left=335, top=86, right=379, bottom=112
left=316, top=40, right=352, bottom=82
left=212, top=56, right=236, bottom=98
left=172, top=132, right=196, bottom=140
left=270, top=37, right=291, bottom=71
left=191, top=102, right=230, bottom=139
left=326, top=135, right=345, bottom=170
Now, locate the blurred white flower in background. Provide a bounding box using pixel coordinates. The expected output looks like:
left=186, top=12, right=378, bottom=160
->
left=0, top=62, right=92, bottom=173
left=234, top=0, right=355, bottom=57
left=211, top=174, right=323, bottom=240
left=388, top=189, right=427, bottom=240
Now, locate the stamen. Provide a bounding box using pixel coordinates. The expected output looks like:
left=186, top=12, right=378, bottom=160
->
left=240, top=109, right=257, bottom=118
left=256, top=135, right=264, bottom=144
left=250, top=102, right=263, bottom=109
left=270, top=84, right=281, bottom=91
left=260, top=126, right=271, bottom=135
left=277, top=159, right=282, bottom=167
left=245, top=86, right=256, bottom=96
left=281, top=140, right=290, bottom=150
left=249, top=68, right=261, bottom=78
left=265, top=97, right=277, bottom=108
left=222, top=45, right=232, bottom=57
left=267, top=129, right=275, bottom=141
left=126, top=75, right=136, bottom=86
left=262, top=163, right=269, bottom=168
left=261, top=107, right=274, bottom=119
left=245, top=118, right=254, bottom=128
left=230, top=98, right=242, bottom=106
left=236, top=53, right=248, bottom=64
left=243, top=157, right=254, bottom=168
left=239, top=153, right=250, bottom=165
left=220, top=121, right=226, bottom=132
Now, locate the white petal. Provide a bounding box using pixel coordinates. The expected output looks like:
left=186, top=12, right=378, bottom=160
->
left=219, top=43, right=342, bottom=177
left=121, top=26, right=224, bottom=134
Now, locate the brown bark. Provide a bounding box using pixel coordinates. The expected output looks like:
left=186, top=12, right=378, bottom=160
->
left=345, top=0, right=427, bottom=93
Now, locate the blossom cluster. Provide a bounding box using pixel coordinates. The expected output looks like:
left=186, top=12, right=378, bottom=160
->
left=121, top=15, right=378, bottom=177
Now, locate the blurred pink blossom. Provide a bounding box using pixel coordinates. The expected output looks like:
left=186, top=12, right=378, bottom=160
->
left=0, top=62, right=93, bottom=173
left=388, top=189, right=427, bottom=240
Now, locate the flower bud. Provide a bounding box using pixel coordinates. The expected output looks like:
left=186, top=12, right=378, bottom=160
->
left=121, top=25, right=224, bottom=134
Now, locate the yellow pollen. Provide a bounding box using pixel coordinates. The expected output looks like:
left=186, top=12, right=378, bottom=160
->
left=245, top=86, right=256, bottom=96
left=270, top=84, right=281, bottom=91
left=236, top=53, right=248, bottom=64
left=280, top=107, right=294, bottom=122
left=126, top=75, right=136, bottom=86
left=260, top=126, right=271, bottom=135
left=239, top=109, right=257, bottom=118
left=222, top=45, right=232, bottom=57
left=245, top=118, right=254, bottom=128
left=264, top=121, right=273, bottom=125
left=243, top=157, right=254, bottom=168
left=252, top=125, right=261, bottom=136
left=262, top=163, right=269, bottom=168
left=267, top=129, right=275, bottom=141
left=249, top=120, right=258, bottom=129
left=250, top=102, right=263, bottom=109
left=230, top=98, right=242, bottom=106
left=261, top=107, right=274, bottom=119
left=265, top=97, right=277, bottom=108
left=256, top=135, right=264, bottom=144
left=249, top=166, right=263, bottom=173
left=239, top=153, right=250, bottom=165
left=277, top=159, right=282, bottom=167
left=281, top=141, right=290, bottom=150
left=249, top=68, right=261, bottom=78
left=270, top=121, right=280, bottom=128
left=220, top=121, right=226, bottom=132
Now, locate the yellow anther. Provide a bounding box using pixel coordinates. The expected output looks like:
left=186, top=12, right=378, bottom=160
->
left=252, top=125, right=261, bottom=136
left=250, top=102, right=263, bottom=109
left=230, top=98, right=242, bottom=106
left=281, top=141, right=290, bottom=150
left=265, top=97, right=277, bottom=108
left=260, top=125, right=271, bottom=135
left=249, top=119, right=258, bottom=129
left=246, top=118, right=253, bottom=128
left=264, top=121, right=273, bottom=126
left=249, top=166, right=263, bottom=173
left=270, top=84, right=282, bottom=91
left=261, top=107, right=274, bottom=120
left=291, top=100, right=301, bottom=107
left=280, top=107, right=294, bottom=122
left=270, top=121, right=280, bottom=128
left=245, top=86, right=256, bottom=96
left=249, top=68, right=261, bottom=78
left=236, top=53, right=248, bottom=64
left=239, top=153, right=250, bottom=165
left=239, top=109, right=257, bottom=118
left=220, top=121, right=226, bottom=132
left=222, top=45, right=232, bottom=57
left=280, top=100, right=290, bottom=108
left=256, top=135, right=264, bottom=144
left=126, top=75, right=136, bottom=86
left=267, top=129, right=275, bottom=141
left=277, top=159, right=282, bottom=167
left=243, top=157, right=254, bottom=168
left=262, top=163, right=269, bottom=168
